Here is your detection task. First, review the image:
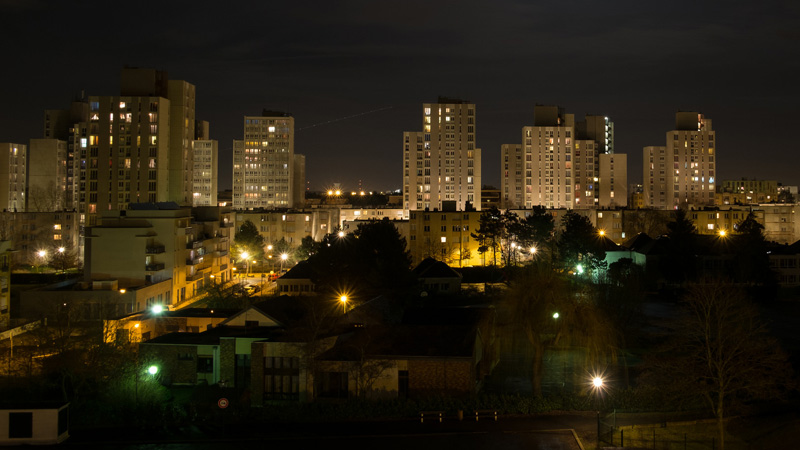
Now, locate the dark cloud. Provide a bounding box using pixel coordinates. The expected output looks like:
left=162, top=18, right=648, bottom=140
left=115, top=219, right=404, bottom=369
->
left=1, top=0, right=799, bottom=191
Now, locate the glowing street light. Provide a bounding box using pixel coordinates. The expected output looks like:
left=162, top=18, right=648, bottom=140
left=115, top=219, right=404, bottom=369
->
left=338, top=231, right=345, bottom=238
left=598, top=230, right=605, bottom=237
left=592, top=376, right=603, bottom=388
left=147, top=365, right=159, bottom=376
left=530, top=246, right=537, bottom=254
left=280, top=253, right=288, bottom=273
left=340, top=295, right=348, bottom=314
left=151, top=304, right=164, bottom=314
left=58, top=247, right=65, bottom=253
left=553, top=312, right=560, bottom=319
left=718, top=229, right=727, bottom=237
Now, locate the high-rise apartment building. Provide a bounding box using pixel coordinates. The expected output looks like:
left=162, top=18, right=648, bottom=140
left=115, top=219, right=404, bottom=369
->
left=0, top=143, right=27, bottom=211
left=43, top=98, right=89, bottom=210
left=403, top=98, right=480, bottom=213
left=233, top=111, right=302, bottom=209
left=643, top=112, right=715, bottom=209
left=70, top=68, right=196, bottom=225
left=501, top=106, right=624, bottom=209
left=192, top=140, right=218, bottom=207
left=27, top=138, right=67, bottom=211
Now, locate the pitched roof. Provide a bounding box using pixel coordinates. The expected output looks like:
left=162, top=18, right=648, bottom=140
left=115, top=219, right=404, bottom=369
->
left=621, top=233, right=654, bottom=251
left=278, top=260, right=314, bottom=280
left=413, top=257, right=462, bottom=279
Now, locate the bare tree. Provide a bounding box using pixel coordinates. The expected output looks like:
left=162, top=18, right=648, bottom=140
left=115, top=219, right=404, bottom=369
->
left=651, top=280, right=793, bottom=450
left=28, top=181, right=64, bottom=212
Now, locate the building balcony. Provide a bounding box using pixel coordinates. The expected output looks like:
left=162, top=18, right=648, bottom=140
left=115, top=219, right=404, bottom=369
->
left=145, top=262, right=165, bottom=271
left=216, top=249, right=229, bottom=257
left=146, top=245, right=166, bottom=254
left=186, top=271, right=205, bottom=282
left=187, top=240, right=203, bottom=249
left=186, top=256, right=204, bottom=266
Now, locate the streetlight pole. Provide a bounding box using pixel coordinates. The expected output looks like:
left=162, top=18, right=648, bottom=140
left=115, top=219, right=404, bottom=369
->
left=340, top=295, right=347, bottom=314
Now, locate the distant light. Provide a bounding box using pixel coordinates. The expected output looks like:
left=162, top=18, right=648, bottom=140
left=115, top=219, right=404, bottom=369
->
left=593, top=377, right=603, bottom=388
left=134, top=323, right=140, bottom=328
left=37, top=250, right=46, bottom=258
left=327, top=190, right=334, bottom=196
left=240, top=251, right=249, bottom=260
left=340, top=295, right=347, bottom=303
left=151, top=305, right=164, bottom=314
left=58, top=247, right=65, bottom=253
left=119, top=288, right=126, bottom=294
left=280, top=253, right=288, bottom=261
left=553, top=312, right=559, bottom=319
left=576, top=264, right=584, bottom=275
left=148, top=365, right=159, bottom=375
left=530, top=247, right=537, bottom=254
left=598, top=230, right=605, bottom=236
left=338, top=231, right=345, bottom=238
left=335, top=190, right=342, bottom=196
left=719, top=230, right=727, bottom=237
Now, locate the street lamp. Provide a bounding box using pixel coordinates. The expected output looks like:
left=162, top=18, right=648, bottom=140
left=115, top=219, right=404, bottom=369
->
left=340, top=295, right=347, bottom=314
left=240, top=251, right=250, bottom=276
left=718, top=229, right=727, bottom=237
left=553, top=312, right=559, bottom=319
left=338, top=230, right=345, bottom=238
left=148, top=365, right=159, bottom=376
left=280, top=253, right=288, bottom=272
left=151, top=304, right=164, bottom=314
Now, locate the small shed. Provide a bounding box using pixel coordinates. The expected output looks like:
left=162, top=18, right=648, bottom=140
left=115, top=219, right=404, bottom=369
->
left=0, top=402, right=69, bottom=445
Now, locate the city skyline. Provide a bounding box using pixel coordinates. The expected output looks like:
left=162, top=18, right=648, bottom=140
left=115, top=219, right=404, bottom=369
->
left=2, top=1, right=798, bottom=192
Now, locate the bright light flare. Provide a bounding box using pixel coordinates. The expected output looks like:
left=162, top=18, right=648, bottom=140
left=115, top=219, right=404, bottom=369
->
left=151, top=304, right=164, bottom=314
left=147, top=365, right=159, bottom=375
left=593, top=377, right=603, bottom=388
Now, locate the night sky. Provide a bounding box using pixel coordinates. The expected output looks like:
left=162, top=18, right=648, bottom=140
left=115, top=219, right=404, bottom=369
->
left=2, top=0, right=799, bottom=193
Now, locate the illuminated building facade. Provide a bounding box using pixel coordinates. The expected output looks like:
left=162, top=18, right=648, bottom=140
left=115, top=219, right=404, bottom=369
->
left=403, top=98, right=480, bottom=213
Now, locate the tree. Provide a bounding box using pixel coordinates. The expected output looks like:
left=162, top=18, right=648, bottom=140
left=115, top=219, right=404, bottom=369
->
left=649, top=281, right=793, bottom=450
left=271, top=237, right=295, bottom=266
left=295, top=236, right=316, bottom=261
left=512, top=206, right=555, bottom=262
left=48, top=243, right=80, bottom=273
left=233, top=220, right=265, bottom=261
left=777, top=190, right=795, bottom=204
left=471, top=206, right=503, bottom=266
left=308, top=219, right=412, bottom=299
left=557, top=211, right=606, bottom=274
left=28, top=181, right=65, bottom=212
left=499, top=209, right=520, bottom=266
left=500, top=261, right=618, bottom=396
left=663, top=208, right=698, bottom=283
left=732, top=212, right=774, bottom=285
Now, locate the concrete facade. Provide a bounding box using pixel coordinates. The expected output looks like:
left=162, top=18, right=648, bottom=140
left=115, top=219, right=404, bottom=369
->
left=403, top=99, right=480, bottom=213
left=0, top=143, right=26, bottom=212
left=191, top=140, right=218, bottom=207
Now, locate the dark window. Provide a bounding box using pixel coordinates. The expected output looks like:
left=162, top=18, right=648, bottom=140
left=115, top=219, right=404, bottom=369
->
left=197, top=356, right=213, bottom=373
left=316, top=372, right=349, bottom=399
left=9, top=412, right=33, bottom=438
left=263, top=356, right=300, bottom=400
left=398, top=370, right=409, bottom=399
